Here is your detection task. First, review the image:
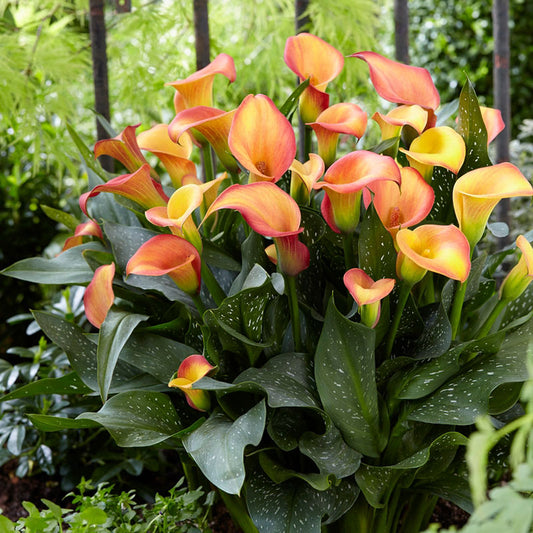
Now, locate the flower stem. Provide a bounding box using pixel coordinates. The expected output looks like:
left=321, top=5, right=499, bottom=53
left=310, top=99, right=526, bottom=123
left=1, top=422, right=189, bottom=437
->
left=450, top=281, right=468, bottom=340
left=285, top=275, right=302, bottom=352
left=386, top=282, right=412, bottom=358
left=202, top=144, right=215, bottom=182
left=192, top=293, right=206, bottom=316
left=476, top=298, right=508, bottom=338
left=342, top=232, right=356, bottom=270
left=200, top=262, right=226, bottom=306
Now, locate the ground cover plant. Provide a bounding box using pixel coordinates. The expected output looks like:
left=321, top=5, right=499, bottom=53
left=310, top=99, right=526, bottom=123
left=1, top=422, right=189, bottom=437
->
left=2, top=33, right=533, bottom=532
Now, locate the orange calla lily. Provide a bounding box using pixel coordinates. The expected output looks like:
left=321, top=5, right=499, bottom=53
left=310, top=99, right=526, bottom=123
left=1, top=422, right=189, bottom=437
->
left=84, top=263, right=115, bottom=329
left=228, top=94, right=296, bottom=183
left=136, top=124, right=196, bottom=188
left=363, top=166, right=434, bottom=239
left=499, top=235, right=533, bottom=301
left=480, top=106, right=505, bottom=144
left=62, top=220, right=103, bottom=251
left=396, top=224, right=471, bottom=285
left=94, top=124, right=150, bottom=173
left=166, top=53, right=236, bottom=109
left=351, top=51, right=440, bottom=111
left=453, top=162, right=533, bottom=248
left=344, top=268, right=395, bottom=328
left=284, top=33, right=344, bottom=122
left=314, top=151, right=401, bottom=234
left=204, top=183, right=309, bottom=276
left=289, top=153, right=325, bottom=204
left=372, top=104, right=428, bottom=141
left=308, top=103, right=368, bottom=167
left=169, top=354, right=214, bottom=411
left=126, top=234, right=202, bottom=295
left=79, top=164, right=168, bottom=217
left=168, top=106, right=238, bottom=173
left=399, top=126, right=466, bottom=181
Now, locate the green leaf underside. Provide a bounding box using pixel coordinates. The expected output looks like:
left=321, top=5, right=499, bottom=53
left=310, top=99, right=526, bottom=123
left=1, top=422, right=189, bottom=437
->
left=77, top=391, right=181, bottom=447
left=27, top=414, right=100, bottom=432
left=183, top=401, right=266, bottom=495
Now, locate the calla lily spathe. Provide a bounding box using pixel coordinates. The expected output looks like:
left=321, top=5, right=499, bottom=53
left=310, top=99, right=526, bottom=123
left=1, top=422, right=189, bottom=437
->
left=166, top=53, right=236, bottom=109
left=372, top=105, right=428, bottom=141
left=396, top=224, right=471, bottom=285
left=284, top=33, right=344, bottom=122
left=84, top=263, right=115, bottom=329
left=344, top=268, right=395, bottom=328
left=308, top=103, right=368, bottom=167
left=453, top=162, right=533, bottom=248
left=289, top=154, right=325, bottom=204
left=169, top=354, right=214, bottom=411
left=126, top=234, right=202, bottom=295
left=62, top=220, right=103, bottom=251
left=228, top=94, right=296, bottom=183
left=499, top=235, right=533, bottom=301
left=204, top=183, right=309, bottom=276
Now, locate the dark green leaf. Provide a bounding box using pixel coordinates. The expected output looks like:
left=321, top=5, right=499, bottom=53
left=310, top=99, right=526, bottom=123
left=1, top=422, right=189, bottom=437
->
left=67, top=122, right=109, bottom=181
left=279, top=78, right=310, bottom=117
left=229, top=231, right=268, bottom=296
left=28, top=414, right=100, bottom=432
left=41, top=205, right=79, bottom=231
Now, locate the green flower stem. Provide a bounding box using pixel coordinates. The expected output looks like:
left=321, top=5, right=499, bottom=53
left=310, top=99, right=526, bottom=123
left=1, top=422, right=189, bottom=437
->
left=386, top=282, right=412, bottom=358
left=202, top=144, right=215, bottom=182
left=450, top=281, right=468, bottom=340
left=476, top=298, right=508, bottom=338
left=285, top=274, right=302, bottom=352
left=192, top=293, right=206, bottom=317
left=180, top=453, right=200, bottom=490
left=217, top=491, right=259, bottom=533
left=200, top=262, right=226, bottom=306
left=342, top=232, right=356, bottom=270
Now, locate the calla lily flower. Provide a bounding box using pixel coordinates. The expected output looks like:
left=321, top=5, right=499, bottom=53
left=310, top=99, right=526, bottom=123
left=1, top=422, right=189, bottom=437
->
left=344, top=268, right=395, bottom=328
left=62, top=220, right=103, bottom=251
left=289, top=154, right=325, bottom=204
left=204, top=183, right=309, bottom=276
left=453, top=162, right=533, bottom=248
left=94, top=124, right=150, bottom=173
left=84, top=263, right=115, bottom=329
left=396, top=224, right=471, bottom=285
left=399, top=126, right=466, bottom=181
left=169, top=354, right=214, bottom=411
left=363, top=166, right=435, bottom=239
left=499, top=235, right=533, bottom=301
left=166, top=53, right=236, bottom=109
left=228, top=95, right=296, bottom=183
left=314, top=151, right=401, bottom=234
left=126, top=234, right=202, bottom=295
left=168, top=106, right=238, bottom=173
left=480, top=106, right=505, bottom=144
left=351, top=51, right=440, bottom=112
left=372, top=105, right=428, bottom=141
left=137, top=124, right=196, bottom=188
left=79, top=164, right=169, bottom=217
left=284, top=33, right=344, bottom=122
left=308, top=103, right=368, bottom=167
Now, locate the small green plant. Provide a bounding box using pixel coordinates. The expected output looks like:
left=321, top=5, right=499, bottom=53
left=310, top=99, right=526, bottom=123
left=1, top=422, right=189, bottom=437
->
left=0, top=477, right=215, bottom=532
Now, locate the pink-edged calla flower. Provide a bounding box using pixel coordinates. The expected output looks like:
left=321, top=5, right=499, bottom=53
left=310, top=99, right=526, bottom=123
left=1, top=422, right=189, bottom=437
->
left=480, top=106, right=505, bottom=144
left=344, top=268, right=395, bottom=328
left=372, top=104, right=428, bottom=141
left=204, top=183, right=309, bottom=276
left=363, top=166, right=435, bottom=239
left=499, top=235, right=533, bottom=301
left=94, top=124, right=150, bottom=173
left=289, top=153, right=325, bottom=204
left=79, top=164, right=169, bottom=217
left=168, top=106, right=238, bottom=173
left=228, top=94, right=296, bottom=183
left=84, top=263, right=115, bottom=329
left=399, top=126, right=466, bottom=181
left=62, top=220, right=103, bottom=251
left=351, top=51, right=440, bottom=112
left=166, top=53, right=236, bottom=109
left=126, top=234, right=202, bottom=295
left=308, top=103, right=368, bottom=167
left=284, top=33, right=344, bottom=122
left=168, top=354, right=214, bottom=411
left=314, top=151, right=401, bottom=234
left=396, top=224, right=471, bottom=285
left=453, top=162, right=533, bottom=248
left=136, top=124, right=196, bottom=188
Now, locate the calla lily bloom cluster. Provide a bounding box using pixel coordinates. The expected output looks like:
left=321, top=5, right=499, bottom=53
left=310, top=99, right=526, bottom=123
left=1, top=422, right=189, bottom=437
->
left=6, top=31, right=533, bottom=533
